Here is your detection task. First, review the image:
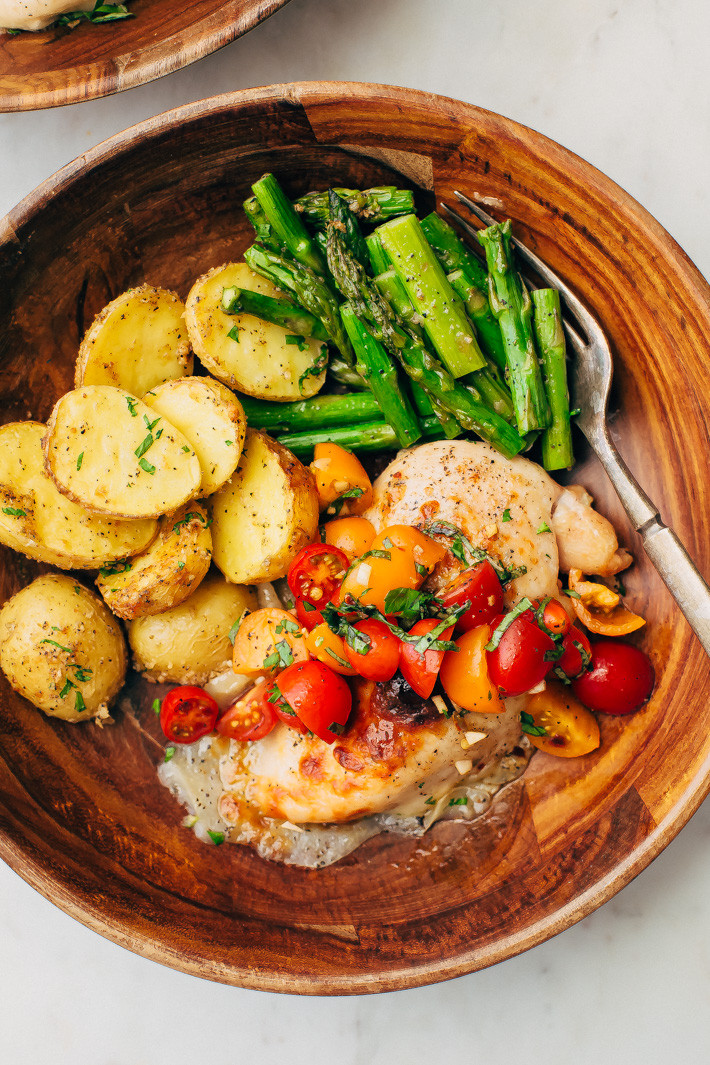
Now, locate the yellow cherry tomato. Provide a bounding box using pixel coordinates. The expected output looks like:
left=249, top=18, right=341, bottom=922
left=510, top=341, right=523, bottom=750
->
left=232, top=608, right=309, bottom=677
left=305, top=623, right=358, bottom=675
left=323, top=516, right=376, bottom=562
left=525, top=681, right=600, bottom=757
left=310, top=443, right=373, bottom=516
left=338, top=539, right=420, bottom=611
left=439, top=623, right=505, bottom=714
left=371, top=525, right=448, bottom=575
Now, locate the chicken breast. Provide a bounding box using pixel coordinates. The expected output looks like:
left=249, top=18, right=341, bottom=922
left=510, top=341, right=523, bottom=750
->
left=219, top=679, right=525, bottom=825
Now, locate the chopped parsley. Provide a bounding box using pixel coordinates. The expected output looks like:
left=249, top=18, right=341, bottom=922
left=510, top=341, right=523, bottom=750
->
left=424, top=796, right=436, bottom=806
left=99, top=559, right=132, bottom=577
left=152, top=698, right=161, bottom=715
left=537, top=522, right=551, bottom=534
left=328, top=722, right=345, bottom=735
left=286, top=334, right=308, bottom=352
left=74, top=690, right=86, bottom=713
left=181, top=445, right=191, bottom=453
left=164, top=746, right=176, bottom=762
left=125, top=396, right=138, bottom=417
left=227, top=325, right=240, bottom=343
left=207, top=830, right=225, bottom=845
left=173, top=512, right=209, bottom=534
left=501, top=508, right=512, bottom=522
left=449, top=796, right=468, bottom=806
left=2, top=506, right=25, bottom=518
left=521, top=711, right=547, bottom=737
left=40, top=638, right=72, bottom=652
left=138, top=457, right=156, bottom=475
left=76, top=452, right=84, bottom=471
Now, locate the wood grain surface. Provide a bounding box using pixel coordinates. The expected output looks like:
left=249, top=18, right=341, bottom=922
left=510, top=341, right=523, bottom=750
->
left=1, top=83, right=709, bottom=994
left=0, top=0, right=289, bottom=111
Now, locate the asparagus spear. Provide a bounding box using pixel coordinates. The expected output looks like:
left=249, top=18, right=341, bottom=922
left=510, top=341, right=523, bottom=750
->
left=242, top=197, right=281, bottom=251
left=477, top=220, right=550, bottom=434
left=251, top=173, right=327, bottom=276
left=365, top=231, right=390, bottom=276
left=376, top=214, right=487, bottom=378
left=238, top=391, right=382, bottom=433
left=244, top=243, right=354, bottom=366
left=447, top=268, right=507, bottom=371
left=295, top=187, right=415, bottom=226
left=340, top=303, right=422, bottom=447
left=276, top=416, right=444, bottom=457
left=327, top=186, right=370, bottom=270
left=531, top=288, right=574, bottom=470
left=221, top=286, right=330, bottom=342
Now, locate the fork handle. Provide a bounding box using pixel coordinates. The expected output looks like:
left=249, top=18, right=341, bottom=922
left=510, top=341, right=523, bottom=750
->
left=591, top=427, right=710, bottom=656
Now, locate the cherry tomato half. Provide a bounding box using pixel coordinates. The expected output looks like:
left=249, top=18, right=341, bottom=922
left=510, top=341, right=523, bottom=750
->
left=276, top=660, right=352, bottom=744
left=345, top=618, right=400, bottom=682
left=216, top=684, right=278, bottom=741
left=486, top=609, right=556, bottom=697
left=399, top=618, right=454, bottom=698
left=295, top=596, right=325, bottom=632
left=160, top=685, right=219, bottom=744
left=572, top=639, right=654, bottom=715
left=556, top=625, right=592, bottom=678
left=541, top=598, right=572, bottom=636
left=439, top=560, right=505, bottom=632
left=287, top=543, right=349, bottom=608
left=264, top=679, right=308, bottom=733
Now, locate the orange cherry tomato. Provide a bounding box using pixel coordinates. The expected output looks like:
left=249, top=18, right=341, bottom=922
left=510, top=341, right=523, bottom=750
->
left=525, top=681, right=600, bottom=757
left=305, top=623, right=358, bottom=676
left=541, top=598, right=572, bottom=636
left=310, top=443, right=373, bottom=516
left=216, top=684, right=278, bottom=741
left=287, top=543, right=349, bottom=607
left=338, top=530, right=423, bottom=612
left=231, top=608, right=309, bottom=677
left=345, top=618, right=400, bottom=682
left=371, top=525, right=448, bottom=575
left=159, top=685, right=219, bottom=743
left=294, top=596, right=324, bottom=632
left=399, top=618, right=454, bottom=698
left=276, top=660, right=352, bottom=744
left=439, top=560, right=505, bottom=632
left=439, top=624, right=505, bottom=714
left=323, top=516, right=376, bottom=561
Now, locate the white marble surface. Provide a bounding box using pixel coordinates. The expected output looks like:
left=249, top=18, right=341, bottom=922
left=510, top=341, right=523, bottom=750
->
left=2, top=0, right=710, bottom=1060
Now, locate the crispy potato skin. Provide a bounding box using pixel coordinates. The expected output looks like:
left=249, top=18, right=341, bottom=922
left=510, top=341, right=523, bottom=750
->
left=96, top=502, right=212, bottom=620
left=43, top=385, right=202, bottom=519
left=129, top=572, right=257, bottom=686
left=0, top=422, right=157, bottom=568
left=0, top=575, right=127, bottom=722
left=142, top=377, right=246, bottom=497
left=75, top=285, right=192, bottom=394
left=210, top=429, right=319, bottom=585
left=184, top=263, right=327, bottom=401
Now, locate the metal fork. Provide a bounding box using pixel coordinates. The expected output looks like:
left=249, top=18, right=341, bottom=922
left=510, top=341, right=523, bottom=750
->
left=443, top=190, right=710, bottom=656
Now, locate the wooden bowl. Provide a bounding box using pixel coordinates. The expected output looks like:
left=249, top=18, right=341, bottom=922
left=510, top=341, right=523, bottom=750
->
left=0, top=0, right=290, bottom=111
left=1, top=83, right=709, bottom=994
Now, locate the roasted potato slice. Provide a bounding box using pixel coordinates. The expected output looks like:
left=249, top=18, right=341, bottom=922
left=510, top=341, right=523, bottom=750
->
left=210, top=429, right=319, bottom=584
left=129, top=572, right=257, bottom=686
left=0, top=422, right=157, bottom=569
left=185, top=263, right=327, bottom=401
left=143, top=377, right=246, bottom=496
left=44, top=385, right=202, bottom=519
left=96, top=502, right=212, bottom=620
left=75, top=285, right=192, bottom=394
left=0, top=574, right=127, bottom=722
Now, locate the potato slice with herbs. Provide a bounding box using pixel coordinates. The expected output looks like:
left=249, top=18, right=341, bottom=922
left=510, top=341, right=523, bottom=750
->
left=96, top=502, right=212, bottom=620
left=143, top=377, right=246, bottom=496
left=0, top=422, right=157, bottom=568
left=0, top=574, right=127, bottom=723
left=129, top=572, right=257, bottom=686
left=185, top=263, right=327, bottom=401
left=75, top=285, right=192, bottom=395
left=210, top=429, right=319, bottom=584
left=43, top=386, right=201, bottom=519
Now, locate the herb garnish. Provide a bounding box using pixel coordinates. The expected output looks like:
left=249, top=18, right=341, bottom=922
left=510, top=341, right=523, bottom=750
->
left=55, top=1, right=132, bottom=27
left=262, top=639, right=295, bottom=670
left=125, top=396, right=138, bottom=417
left=286, top=334, right=308, bottom=352
left=173, top=512, right=209, bottom=534
left=485, top=598, right=533, bottom=651
left=421, top=519, right=526, bottom=584
left=76, top=452, right=84, bottom=471
left=501, top=509, right=512, bottom=522
left=138, top=458, right=156, bottom=475
left=537, top=522, right=551, bottom=534
left=152, top=698, right=161, bottom=715
left=449, top=796, right=468, bottom=806
left=164, top=746, right=176, bottom=762
left=298, top=344, right=328, bottom=391
left=521, top=711, right=547, bottom=737
left=99, top=559, right=132, bottom=577
left=207, top=830, right=225, bottom=845
left=328, top=486, right=364, bottom=517
left=227, top=326, right=240, bottom=342
left=2, top=506, right=25, bottom=518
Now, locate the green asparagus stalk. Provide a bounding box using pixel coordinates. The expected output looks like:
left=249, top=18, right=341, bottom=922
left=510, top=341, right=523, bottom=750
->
left=244, top=243, right=354, bottom=366
left=295, top=187, right=415, bottom=226
left=447, top=268, right=507, bottom=371
left=340, top=303, right=422, bottom=447
left=276, top=416, right=444, bottom=457
left=376, top=214, right=487, bottom=377
left=531, top=288, right=574, bottom=470
left=327, top=187, right=371, bottom=271
left=221, top=286, right=330, bottom=342
left=251, top=173, right=327, bottom=276
left=365, top=231, right=390, bottom=276
left=242, top=196, right=281, bottom=251
left=238, top=391, right=382, bottom=433
left=477, top=221, right=550, bottom=434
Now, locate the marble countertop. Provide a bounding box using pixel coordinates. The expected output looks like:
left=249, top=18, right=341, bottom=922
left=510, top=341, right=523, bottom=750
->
left=2, top=0, right=710, bottom=1061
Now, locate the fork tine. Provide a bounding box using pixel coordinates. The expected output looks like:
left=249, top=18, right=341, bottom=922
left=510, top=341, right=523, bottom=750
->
left=450, top=190, right=598, bottom=336
left=562, top=318, right=586, bottom=352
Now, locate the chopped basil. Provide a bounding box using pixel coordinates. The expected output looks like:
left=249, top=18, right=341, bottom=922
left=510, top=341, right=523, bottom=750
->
left=485, top=598, right=533, bottom=651
left=275, top=618, right=301, bottom=636
left=521, top=710, right=547, bottom=737
left=125, top=397, right=138, bottom=417
left=177, top=561, right=185, bottom=570
left=227, top=612, right=247, bottom=645
left=325, top=647, right=351, bottom=669
left=572, top=639, right=592, bottom=670
left=41, top=638, right=72, bottom=652
left=2, top=506, right=25, bottom=518
left=134, top=433, right=154, bottom=459
left=262, top=639, right=295, bottom=670
left=164, top=746, right=176, bottom=762
left=415, top=562, right=427, bottom=577
left=424, top=796, right=436, bottom=806
left=74, top=690, right=86, bottom=712
left=76, top=452, right=84, bottom=471
left=55, top=1, right=132, bottom=26
left=563, top=588, right=581, bottom=599
left=328, top=486, right=364, bottom=517
left=383, top=587, right=441, bottom=627
left=71, top=665, right=93, bottom=683
left=207, top=830, right=225, bottom=845
left=298, top=344, right=328, bottom=391
left=501, top=509, right=512, bottom=522
left=227, top=325, right=240, bottom=342
left=59, top=677, right=75, bottom=699
left=138, top=458, right=156, bottom=475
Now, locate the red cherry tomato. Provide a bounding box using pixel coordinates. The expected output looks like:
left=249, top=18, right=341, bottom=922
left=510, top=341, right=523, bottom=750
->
left=399, top=618, right=454, bottom=698
left=486, top=609, right=556, bottom=697
left=276, top=660, right=352, bottom=744
left=556, top=625, right=592, bottom=678
left=345, top=618, right=400, bottom=682
left=439, top=561, right=505, bottom=632
left=572, top=639, right=654, bottom=715
left=294, top=596, right=325, bottom=632
left=263, top=679, right=308, bottom=733
left=287, top=543, right=349, bottom=608
left=541, top=598, right=572, bottom=636
left=216, top=684, right=278, bottom=741
left=159, top=685, right=219, bottom=744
